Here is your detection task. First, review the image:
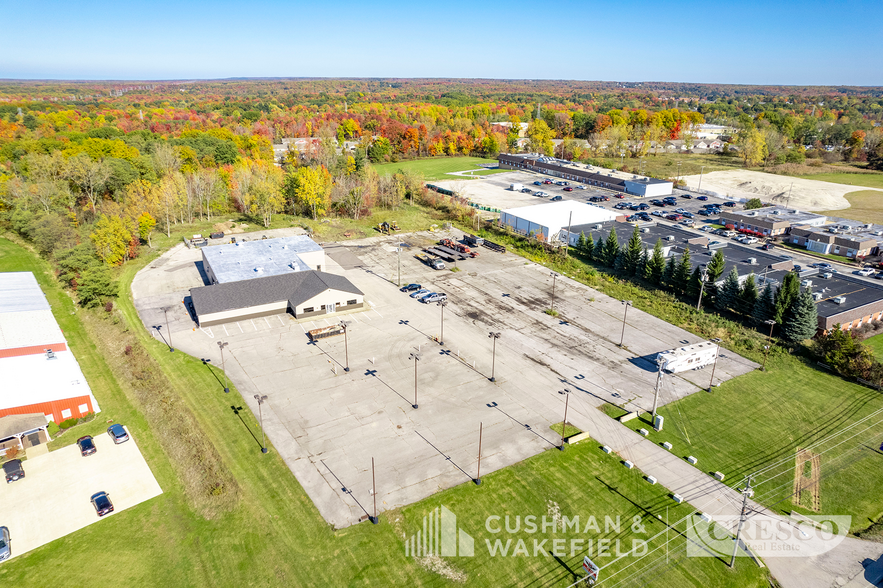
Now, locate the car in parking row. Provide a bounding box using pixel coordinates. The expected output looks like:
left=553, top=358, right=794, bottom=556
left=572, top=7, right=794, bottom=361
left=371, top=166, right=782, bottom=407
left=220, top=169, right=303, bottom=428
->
left=420, top=293, right=447, bottom=304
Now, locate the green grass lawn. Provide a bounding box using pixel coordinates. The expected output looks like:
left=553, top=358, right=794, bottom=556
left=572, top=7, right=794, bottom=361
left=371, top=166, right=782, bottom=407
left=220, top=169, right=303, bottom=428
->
left=864, top=333, right=883, bottom=362
left=797, top=172, right=883, bottom=190
left=590, top=152, right=747, bottom=180
left=820, top=190, right=883, bottom=226
left=0, top=236, right=767, bottom=587
left=371, top=156, right=505, bottom=181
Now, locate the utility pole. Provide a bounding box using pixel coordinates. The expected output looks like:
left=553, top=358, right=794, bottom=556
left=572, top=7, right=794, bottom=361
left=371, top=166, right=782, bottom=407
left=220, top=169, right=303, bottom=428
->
left=163, top=307, right=175, bottom=352
left=396, top=246, right=401, bottom=287
left=217, top=341, right=230, bottom=393
left=696, top=267, right=708, bottom=310
left=761, top=320, right=775, bottom=371
left=549, top=271, right=559, bottom=313
left=474, top=422, right=483, bottom=485
left=619, top=300, right=632, bottom=347
left=558, top=389, right=570, bottom=451
left=254, top=394, right=269, bottom=453
left=708, top=338, right=722, bottom=392
left=564, top=211, right=573, bottom=257
left=488, top=332, right=500, bottom=382
left=729, top=476, right=753, bottom=568
left=651, top=356, right=664, bottom=418
left=370, top=457, right=379, bottom=524
left=409, top=352, right=420, bottom=409
left=437, top=299, right=447, bottom=346
left=698, top=165, right=706, bottom=192
left=339, top=320, right=350, bottom=372
left=787, top=182, right=794, bottom=208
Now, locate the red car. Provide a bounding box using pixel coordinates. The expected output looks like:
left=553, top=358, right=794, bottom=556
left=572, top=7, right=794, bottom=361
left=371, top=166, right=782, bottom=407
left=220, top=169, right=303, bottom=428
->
left=563, top=187, right=573, bottom=192
left=666, top=214, right=683, bottom=221
left=614, top=193, right=626, bottom=198
left=543, top=179, right=553, bottom=184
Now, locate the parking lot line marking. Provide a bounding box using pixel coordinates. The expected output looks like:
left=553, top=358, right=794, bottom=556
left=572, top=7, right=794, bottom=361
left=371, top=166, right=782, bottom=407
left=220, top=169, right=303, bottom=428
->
left=264, top=317, right=272, bottom=328
left=200, top=327, right=214, bottom=338
left=237, top=322, right=243, bottom=333
left=300, top=322, right=306, bottom=332
left=362, top=312, right=371, bottom=321
left=373, top=307, right=383, bottom=318
left=251, top=319, right=258, bottom=331
left=278, top=315, right=285, bottom=326
left=223, top=324, right=229, bottom=336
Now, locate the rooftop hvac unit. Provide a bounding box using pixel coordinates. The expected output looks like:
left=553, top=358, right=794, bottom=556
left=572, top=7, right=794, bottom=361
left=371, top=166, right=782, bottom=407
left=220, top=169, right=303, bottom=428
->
left=747, top=257, right=757, bottom=265
left=772, top=210, right=780, bottom=215
left=665, top=236, right=675, bottom=242
left=823, top=272, right=833, bottom=279
left=594, top=224, right=602, bottom=230
left=254, top=267, right=264, bottom=273
left=812, top=292, right=823, bottom=301
left=801, top=279, right=813, bottom=287
left=640, top=228, right=650, bottom=233
left=45, top=348, right=56, bottom=360
left=834, top=296, right=847, bottom=304
left=876, top=231, right=883, bottom=236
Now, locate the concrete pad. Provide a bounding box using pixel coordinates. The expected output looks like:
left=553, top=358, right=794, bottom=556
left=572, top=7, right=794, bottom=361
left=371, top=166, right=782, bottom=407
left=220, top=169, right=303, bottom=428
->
left=0, top=427, right=162, bottom=559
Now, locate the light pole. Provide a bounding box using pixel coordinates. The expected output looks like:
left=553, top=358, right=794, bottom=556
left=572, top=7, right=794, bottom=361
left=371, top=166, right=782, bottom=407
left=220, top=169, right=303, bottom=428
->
left=409, top=352, right=420, bottom=409
left=761, top=319, right=776, bottom=371
left=708, top=338, right=722, bottom=392
left=549, top=271, right=559, bottom=313
left=162, top=307, right=174, bottom=352
left=437, top=299, right=447, bottom=346
left=619, top=300, right=632, bottom=347
left=370, top=457, right=379, bottom=524
left=488, top=332, right=500, bottom=382
left=696, top=266, right=708, bottom=310
left=698, top=165, right=706, bottom=191
left=474, top=422, right=483, bottom=486
left=339, top=320, right=350, bottom=372
left=254, top=394, right=269, bottom=453
left=217, top=341, right=229, bottom=393
left=558, top=389, right=570, bottom=451
left=396, top=246, right=401, bottom=287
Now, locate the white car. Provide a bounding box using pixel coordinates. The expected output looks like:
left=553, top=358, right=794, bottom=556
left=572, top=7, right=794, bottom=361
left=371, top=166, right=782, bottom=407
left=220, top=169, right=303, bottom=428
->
left=742, top=237, right=759, bottom=244
left=856, top=268, right=876, bottom=277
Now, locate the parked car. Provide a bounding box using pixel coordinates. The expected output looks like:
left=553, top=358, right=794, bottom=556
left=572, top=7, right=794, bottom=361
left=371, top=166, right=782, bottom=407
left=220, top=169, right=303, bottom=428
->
left=575, top=185, right=588, bottom=190
left=699, top=225, right=713, bottom=232
left=697, top=209, right=711, bottom=216
left=550, top=195, right=563, bottom=201
left=0, top=526, right=9, bottom=561
left=675, top=208, right=687, bottom=214
left=856, top=268, right=876, bottom=276
left=650, top=199, right=665, bottom=206
left=555, top=181, right=568, bottom=186
left=521, top=187, right=533, bottom=193
left=681, top=212, right=694, bottom=218
left=793, top=265, right=802, bottom=272
left=762, top=243, right=775, bottom=251
left=723, top=202, right=737, bottom=207
left=417, top=292, right=437, bottom=302
left=874, top=272, right=883, bottom=280
left=651, top=210, right=665, bottom=217
left=697, top=196, right=709, bottom=201
left=681, top=219, right=695, bottom=227
left=534, top=191, right=546, bottom=197
left=810, top=263, right=833, bottom=270
left=400, top=283, right=422, bottom=292
left=533, top=181, right=543, bottom=186
left=410, top=288, right=430, bottom=299
left=563, top=186, right=574, bottom=192
left=680, top=194, right=692, bottom=199
left=666, top=214, right=683, bottom=221
left=3, top=460, right=24, bottom=484
left=589, top=196, right=605, bottom=202
left=421, top=293, right=447, bottom=304
left=742, top=237, right=759, bottom=244
left=708, top=240, right=723, bottom=247
left=91, top=491, right=114, bottom=517
left=637, top=213, right=652, bottom=221
left=107, top=423, right=130, bottom=444
left=614, top=193, right=626, bottom=198
left=614, top=203, right=629, bottom=210
left=543, top=179, right=553, bottom=184
left=636, top=203, right=650, bottom=210
left=77, top=436, right=97, bottom=457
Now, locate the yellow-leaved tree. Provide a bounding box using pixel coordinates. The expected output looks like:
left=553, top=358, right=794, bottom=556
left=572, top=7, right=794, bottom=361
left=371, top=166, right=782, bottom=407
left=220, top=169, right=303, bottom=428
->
left=243, top=163, right=284, bottom=227
left=284, top=165, right=332, bottom=220
left=90, top=214, right=132, bottom=266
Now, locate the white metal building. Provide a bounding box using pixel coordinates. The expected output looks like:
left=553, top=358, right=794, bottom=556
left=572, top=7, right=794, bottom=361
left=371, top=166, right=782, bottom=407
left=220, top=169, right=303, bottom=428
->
left=202, top=235, right=326, bottom=285
left=623, top=177, right=674, bottom=198
left=499, top=201, right=620, bottom=242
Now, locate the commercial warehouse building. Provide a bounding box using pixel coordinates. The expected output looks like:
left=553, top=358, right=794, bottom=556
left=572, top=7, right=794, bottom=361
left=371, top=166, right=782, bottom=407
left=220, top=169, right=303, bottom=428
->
left=0, top=272, right=101, bottom=433
left=787, top=226, right=880, bottom=259
left=500, top=201, right=621, bottom=242
left=190, top=236, right=364, bottom=326
left=719, top=207, right=827, bottom=237
left=498, top=153, right=673, bottom=197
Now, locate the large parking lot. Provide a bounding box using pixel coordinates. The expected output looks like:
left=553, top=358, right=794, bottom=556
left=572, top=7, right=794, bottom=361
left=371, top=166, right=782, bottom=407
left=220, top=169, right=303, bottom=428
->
left=0, top=428, right=162, bottom=560
left=133, top=229, right=757, bottom=529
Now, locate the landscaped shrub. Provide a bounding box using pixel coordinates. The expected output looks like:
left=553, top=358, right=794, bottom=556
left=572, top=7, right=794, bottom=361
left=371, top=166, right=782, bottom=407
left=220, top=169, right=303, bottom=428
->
left=59, top=418, right=78, bottom=429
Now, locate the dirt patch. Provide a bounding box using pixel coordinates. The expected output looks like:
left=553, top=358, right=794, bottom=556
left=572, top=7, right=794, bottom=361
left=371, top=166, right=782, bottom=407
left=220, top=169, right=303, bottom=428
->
left=793, top=447, right=821, bottom=512
left=681, top=169, right=883, bottom=211
left=212, top=220, right=247, bottom=234
left=547, top=499, right=562, bottom=529
left=418, top=554, right=467, bottom=583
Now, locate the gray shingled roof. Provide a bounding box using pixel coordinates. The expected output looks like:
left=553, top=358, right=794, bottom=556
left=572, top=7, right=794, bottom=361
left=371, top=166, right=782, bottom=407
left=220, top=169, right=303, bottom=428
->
left=189, top=271, right=363, bottom=316
left=0, top=413, right=47, bottom=439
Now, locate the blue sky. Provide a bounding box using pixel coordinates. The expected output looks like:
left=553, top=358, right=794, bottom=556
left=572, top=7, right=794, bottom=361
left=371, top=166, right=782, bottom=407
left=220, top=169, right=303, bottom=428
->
left=2, top=0, right=881, bottom=85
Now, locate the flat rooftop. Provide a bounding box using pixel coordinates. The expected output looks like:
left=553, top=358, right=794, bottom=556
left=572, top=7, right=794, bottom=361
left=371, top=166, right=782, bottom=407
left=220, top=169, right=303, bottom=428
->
left=2, top=349, right=98, bottom=411
left=722, top=206, right=827, bottom=226
left=502, top=200, right=619, bottom=227
left=202, top=235, right=322, bottom=283
left=0, top=309, right=66, bottom=353
left=0, top=272, right=51, bottom=314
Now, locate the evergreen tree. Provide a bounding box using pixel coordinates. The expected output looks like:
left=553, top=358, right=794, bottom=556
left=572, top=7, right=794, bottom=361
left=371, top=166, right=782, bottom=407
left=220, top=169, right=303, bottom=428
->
left=689, top=266, right=703, bottom=300
left=706, top=249, right=726, bottom=282
left=716, top=268, right=741, bottom=312
left=584, top=233, right=595, bottom=258
left=774, top=272, right=800, bottom=324
left=782, top=289, right=819, bottom=344
left=645, top=239, right=665, bottom=285
left=638, top=248, right=650, bottom=280
left=753, top=283, right=776, bottom=324
left=621, top=226, right=644, bottom=276
left=576, top=231, right=587, bottom=255
left=672, top=247, right=692, bottom=293
left=602, top=226, right=620, bottom=267
left=738, top=274, right=759, bottom=317
left=613, top=251, right=626, bottom=273
left=592, top=236, right=604, bottom=262
left=662, top=256, right=677, bottom=288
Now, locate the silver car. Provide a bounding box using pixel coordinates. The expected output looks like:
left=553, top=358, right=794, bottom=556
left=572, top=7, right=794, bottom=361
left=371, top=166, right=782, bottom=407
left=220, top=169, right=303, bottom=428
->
left=0, top=526, right=9, bottom=561
left=410, top=288, right=430, bottom=299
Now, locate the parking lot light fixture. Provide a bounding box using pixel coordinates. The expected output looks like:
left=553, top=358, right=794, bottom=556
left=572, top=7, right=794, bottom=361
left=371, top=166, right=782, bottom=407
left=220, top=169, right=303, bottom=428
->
left=619, top=300, right=632, bottom=347
left=762, top=319, right=776, bottom=371
left=549, top=271, right=560, bottom=312
left=163, top=307, right=174, bottom=352
left=708, top=338, right=723, bottom=392
left=558, top=389, right=570, bottom=451
left=697, top=267, right=708, bottom=310
left=254, top=394, right=269, bottom=453
left=409, top=352, right=420, bottom=409
left=217, top=341, right=230, bottom=393
left=698, top=165, right=706, bottom=191
left=437, top=299, right=448, bottom=346
left=488, top=332, right=501, bottom=382
left=339, top=320, right=350, bottom=372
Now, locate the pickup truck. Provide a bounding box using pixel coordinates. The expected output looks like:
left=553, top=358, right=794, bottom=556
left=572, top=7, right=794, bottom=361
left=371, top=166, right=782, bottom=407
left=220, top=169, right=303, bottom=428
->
left=416, top=253, right=445, bottom=270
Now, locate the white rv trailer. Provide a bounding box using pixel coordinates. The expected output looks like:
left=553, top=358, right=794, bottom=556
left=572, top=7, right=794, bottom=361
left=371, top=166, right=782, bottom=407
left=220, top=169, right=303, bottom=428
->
left=510, top=183, right=524, bottom=191
left=656, top=341, right=718, bottom=373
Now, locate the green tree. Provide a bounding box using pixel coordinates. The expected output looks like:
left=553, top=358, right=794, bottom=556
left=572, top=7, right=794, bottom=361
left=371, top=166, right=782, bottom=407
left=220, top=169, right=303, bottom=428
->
left=621, top=226, right=644, bottom=276
left=672, top=247, right=692, bottom=293
left=745, top=198, right=763, bottom=210
left=717, top=268, right=741, bottom=312
left=32, top=213, right=77, bottom=256
left=64, top=153, right=111, bottom=215
left=753, top=283, right=776, bottom=324
left=592, top=237, right=604, bottom=263
left=738, top=274, right=759, bottom=316
left=90, top=214, right=132, bottom=266
left=782, top=289, right=819, bottom=344
left=284, top=165, right=331, bottom=221
left=644, top=239, right=665, bottom=285
left=738, top=127, right=767, bottom=167
left=527, top=119, right=555, bottom=156
left=638, top=248, right=650, bottom=278
left=77, top=266, right=117, bottom=307
left=774, top=272, right=801, bottom=324
left=662, top=256, right=676, bottom=288
left=602, top=226, right=620, bottom=267
left=706, top=249, right=726, bottom=283
left=137, top=212, right=156, bottom=247
left=576, top=232, right=587, bottom=254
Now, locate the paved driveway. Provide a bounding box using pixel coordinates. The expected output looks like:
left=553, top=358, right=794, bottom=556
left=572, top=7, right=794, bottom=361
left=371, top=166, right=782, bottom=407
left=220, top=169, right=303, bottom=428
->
left=0, top=427, right=162, bottom=560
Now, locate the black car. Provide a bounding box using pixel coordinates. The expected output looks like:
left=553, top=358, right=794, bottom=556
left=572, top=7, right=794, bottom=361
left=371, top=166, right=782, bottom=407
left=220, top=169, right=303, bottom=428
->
left=626, top=214, right=639, bottom=222
left=77, top=436, right=97, bottom=457
left=723, top=202, right=737, bottom=207
left=399, top=283, right=421, bottom=292
left=91, top=491, right=114, bottom=517
left=3, top=459, right=24, bottom=483
left=637, top=203, right=650, bottom=210
left=680, top=194, right=692, bottom=199
left=650, top=199, right=664, bottom=206
left=697, top=209, right=711, bottom=216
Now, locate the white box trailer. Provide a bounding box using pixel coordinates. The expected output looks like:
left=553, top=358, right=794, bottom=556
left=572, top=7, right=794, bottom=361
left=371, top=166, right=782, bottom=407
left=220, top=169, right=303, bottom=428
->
left=510, top=183, right=524, bottom=191
left=657, top=341, right=718, bottom=373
